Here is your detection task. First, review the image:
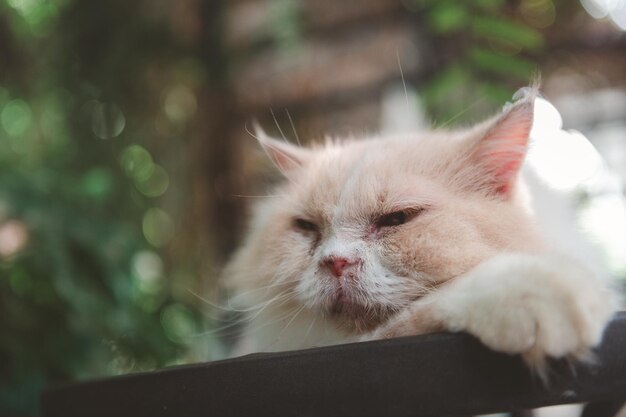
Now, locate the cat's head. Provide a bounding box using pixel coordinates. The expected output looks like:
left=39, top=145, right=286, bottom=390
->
left=227, top=93, right=545, bottom=333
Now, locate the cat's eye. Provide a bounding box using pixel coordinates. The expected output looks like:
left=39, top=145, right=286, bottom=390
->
left=375, top=208, right=424, bottom=229
left=377, top=211, right=408, bottom=228
left=294, top=218, right=318, bottom=233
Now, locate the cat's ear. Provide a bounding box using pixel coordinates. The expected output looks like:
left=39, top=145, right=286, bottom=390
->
left=253, top=123, right=310, bottom=175
left=469, top=90, right=536, bottom=196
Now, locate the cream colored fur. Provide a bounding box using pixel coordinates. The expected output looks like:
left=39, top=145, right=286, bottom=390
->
left=223, top=94, right=618, bottom=370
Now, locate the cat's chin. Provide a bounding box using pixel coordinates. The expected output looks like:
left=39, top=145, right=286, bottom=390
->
left=327, top=293, right=395, bottom=333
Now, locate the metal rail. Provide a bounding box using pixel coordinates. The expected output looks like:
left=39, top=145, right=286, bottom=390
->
left=41, top=312, right=626, bottom=417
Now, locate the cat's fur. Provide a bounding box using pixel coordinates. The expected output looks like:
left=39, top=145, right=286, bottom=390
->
left=223, top=89, right=618, bottom=370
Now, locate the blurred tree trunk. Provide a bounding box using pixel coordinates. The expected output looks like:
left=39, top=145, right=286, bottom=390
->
left=178, top=0, right=243, bottom=288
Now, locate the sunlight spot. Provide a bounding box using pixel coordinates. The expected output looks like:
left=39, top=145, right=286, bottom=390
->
left=580, top=0, right=626, bottom=30
left=579, top=195, right=626, bottom=276
left=142, top=208, right=175, bottom=247
left=81, top=168, right=114, bottom=198
left=0, top=220, right=28, bottom=258
left=528, top=97, right=626, bottom=278
left=161, top=304, right=196, bottom=344
left=131, top=251, right=165, bottom=307
left=1, top=99, right=32, bottom=137
left=135, top=164, right=170, bottom=197
left=132, top=251, right=163, bottom=284
left=163, top=86, right=197, bottom=123
left=581, top=0, right=609, bottom=18
left=527, top=98, right=605, bottom=191
left=89, top=101, right=126, bottom=139
left=7, top=0, right=41, bottom=16
left=520, top=0, right=556, bottom=29
left=120, top=145, right=154, bottom=181
left=0, top=220, right=29, bottom=258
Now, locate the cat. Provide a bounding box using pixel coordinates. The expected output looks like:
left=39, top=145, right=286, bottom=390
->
left=222, top=87, right=618, bottom=372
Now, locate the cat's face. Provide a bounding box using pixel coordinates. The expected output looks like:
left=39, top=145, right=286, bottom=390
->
left=227, top=96, right=544, bottom=333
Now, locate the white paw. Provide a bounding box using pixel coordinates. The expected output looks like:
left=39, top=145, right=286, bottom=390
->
left=434, top=254, right=617, bottom=368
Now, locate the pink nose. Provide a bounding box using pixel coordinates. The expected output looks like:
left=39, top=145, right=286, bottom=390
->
left=323, top=256, right=357, bottom=278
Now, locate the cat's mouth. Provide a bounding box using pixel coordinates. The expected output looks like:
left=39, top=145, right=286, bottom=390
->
left=327, top=287, right=394, bottom=332
left=329, top=288, right=366, bottom=317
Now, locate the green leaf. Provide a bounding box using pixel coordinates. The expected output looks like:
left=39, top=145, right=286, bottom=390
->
left=1, top=99, right=32, bottom=137
left=473, top=0, right=506, bottom=11
left=269, top=0, right=302, bottom=51
left=479, top=83, right=515, bottom=103
left=81, top=168, right=114, bottom=199
left=468, top=47, right=536, bottom=79
left=471, top=16, right=544, bottom=51
left=427, top=3, right=469, bottom=33
left=423, top=66, right=471, bottom=104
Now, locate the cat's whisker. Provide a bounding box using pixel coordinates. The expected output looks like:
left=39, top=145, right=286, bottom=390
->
left=270, top=107, right=289, bottom=144
left=240, top=290, right=295, bottom=316
left=396, top=46, right=410, bottom=115
left=225, top=294, right=276, bottom=313
left=191, top=316, right=249, bottom=337
left=243, top=122, right=301, bottom=183
left=186, top=288, right=238, bottom=313
left=226, top=280, right=295, bottom=301
left=285, top=108, right=301, bottom=146
left=273, top=304, right=307, bottom=346
left=190, top=285, right=294, bottom=314
left=193, top=305, right=302, bottom=337
left=244, top=289, right=299, bottom=323
left=245, top=121, right=302, bottom=188
left=192, top=289, right=299, bottom=339
left=222, top=277, right=299, bottom=312
left=244, top=120, right=263, bottom=141
left=236, top=306, right=307, bottom=351
left=438, top=96, right=486, bottom=129
left=303, top=315, right=318, bottom=343
left=190, top=298, right=293, bottom=337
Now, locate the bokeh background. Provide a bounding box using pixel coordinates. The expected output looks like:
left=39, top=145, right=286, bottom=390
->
left=1, top=0, right=626, bottom=415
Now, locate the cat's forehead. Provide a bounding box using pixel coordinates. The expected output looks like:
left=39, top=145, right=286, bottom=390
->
left=288, top=137, right=443, bottom=221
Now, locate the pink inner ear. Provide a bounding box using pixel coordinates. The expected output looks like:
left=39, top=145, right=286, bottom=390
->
left=474, top=101, right=534, bottom=196
left=255, top=128, right=309, bottom=175
left=264, top=141, right=302, bottom=172
left=491, top=159, right=523, bottom=195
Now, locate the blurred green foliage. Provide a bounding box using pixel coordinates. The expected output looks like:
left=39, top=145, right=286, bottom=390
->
left=409, top=0, right=547, bottom=122
left=0, top=1, right=214, bottom=415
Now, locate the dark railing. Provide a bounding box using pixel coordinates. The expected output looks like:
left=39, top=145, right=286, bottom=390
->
left=41, top=312, right=626, bottom=417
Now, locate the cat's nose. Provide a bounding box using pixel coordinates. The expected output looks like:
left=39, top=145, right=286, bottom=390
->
left=322, top=256, right=358, bottom=278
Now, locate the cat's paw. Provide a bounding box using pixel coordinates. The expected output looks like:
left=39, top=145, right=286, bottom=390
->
left=434, top=253, right=617, bottom=369
left=359, top=303, right=443, bottom=342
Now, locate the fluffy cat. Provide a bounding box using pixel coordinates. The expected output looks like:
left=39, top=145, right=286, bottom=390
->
left=223, top=88, right=618, bottom=371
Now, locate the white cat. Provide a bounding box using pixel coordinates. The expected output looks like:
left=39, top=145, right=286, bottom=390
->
left=223, top=88, right=618, bottom=372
